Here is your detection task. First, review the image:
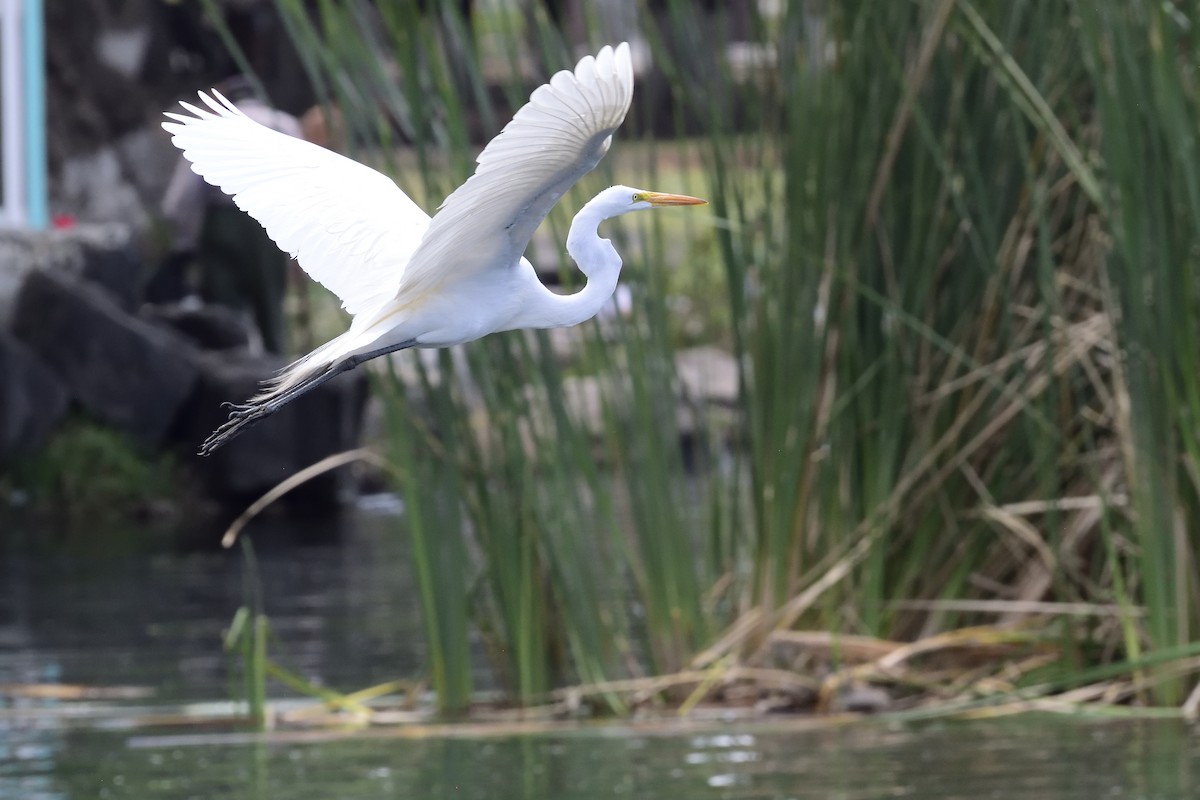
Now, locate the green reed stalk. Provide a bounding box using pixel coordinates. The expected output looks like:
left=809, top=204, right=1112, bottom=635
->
left=1075, top=1, right=1200, bottom=703
left=224, top=541, right=268, bottom=728
left=248, top=0, right=1200, bottom=710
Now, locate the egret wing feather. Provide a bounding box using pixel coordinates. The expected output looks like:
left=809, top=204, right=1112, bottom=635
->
left=162, top=92, right=429, bottom=316
left=395, top=42, right=634, bottom=303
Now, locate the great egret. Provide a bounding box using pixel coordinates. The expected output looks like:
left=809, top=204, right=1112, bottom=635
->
left=163, top=42, right=705, bottom=455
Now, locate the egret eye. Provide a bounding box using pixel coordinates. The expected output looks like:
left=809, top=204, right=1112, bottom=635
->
left=632, top=192, right=642, bottom=203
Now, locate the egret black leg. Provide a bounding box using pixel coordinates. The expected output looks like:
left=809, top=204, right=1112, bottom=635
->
left=198, top=339, right=419, bottom=455
left=339, top=339, right=423, bottom=365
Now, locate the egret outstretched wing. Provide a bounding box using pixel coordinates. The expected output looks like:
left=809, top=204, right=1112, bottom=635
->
left=162, top=92, right=430, bottom=316
left=161, top=43, right=711, bottom=456
left=395, top=42, right=635, bottom=304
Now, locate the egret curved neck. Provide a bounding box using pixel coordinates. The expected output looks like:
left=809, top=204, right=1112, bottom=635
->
left=526, top=201, right=623, bottom=329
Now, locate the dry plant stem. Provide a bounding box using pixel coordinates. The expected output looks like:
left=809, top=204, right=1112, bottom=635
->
left=1182, top=674, right=1200, bottom=721
left=241, top=0, right=1200, bottom=712
left=220, top=448, right=389, bottom=547
left=758, top=312, right=1111, bottom=652
left=814, top=624, right=1053, bottom=712
left=996, top=494, right=1127, bottom=516
left=765, top=630, right=906, bottom=663
left=889, top=599, right=1144, bottom=618
left=864, top=0, right=956, bottom=231
left=1001, top=463, right=1125, bottom=625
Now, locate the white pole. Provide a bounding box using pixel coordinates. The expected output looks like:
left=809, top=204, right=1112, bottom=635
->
left=0, top=0, right=26, bottom=227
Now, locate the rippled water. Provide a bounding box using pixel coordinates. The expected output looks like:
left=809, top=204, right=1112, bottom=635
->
left=1, top=506, right=435, bottom=701
left=3, top=508, right=1199, bottom=799
left=7, top=717, right=1200, bottom=799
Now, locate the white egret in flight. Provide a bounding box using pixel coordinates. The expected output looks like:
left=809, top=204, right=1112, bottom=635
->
left=163, top=43, right=705, bottom=455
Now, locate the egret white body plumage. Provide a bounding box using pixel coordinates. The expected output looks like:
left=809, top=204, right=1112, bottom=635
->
left=162, top=42, right=705, bottom=455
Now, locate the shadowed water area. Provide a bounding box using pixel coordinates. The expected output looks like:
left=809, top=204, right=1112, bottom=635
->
left=3, top=509, right=1199, bottom=799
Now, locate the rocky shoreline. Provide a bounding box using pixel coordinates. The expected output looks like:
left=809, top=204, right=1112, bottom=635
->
left=0, top=225, right=365, bottom=509
left=1, top=225, right=739, bottom=515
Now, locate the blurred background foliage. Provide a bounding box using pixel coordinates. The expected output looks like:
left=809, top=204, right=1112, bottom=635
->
left=218, top=0, right=1200, bottom=714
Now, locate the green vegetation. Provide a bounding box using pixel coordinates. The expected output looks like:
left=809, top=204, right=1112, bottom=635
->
left=3, top=418, right=184, bottom=527
left=240, top=0, right=1200, bottom=718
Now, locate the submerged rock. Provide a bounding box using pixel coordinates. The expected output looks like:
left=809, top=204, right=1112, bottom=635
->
left=829, top=682, right=894, bottom=714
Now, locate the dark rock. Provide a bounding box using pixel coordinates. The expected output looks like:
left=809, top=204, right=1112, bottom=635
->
left=54, top=126, right=181, bottom=230
left=140, top=303, right=261, bottom=353
left=177, top=351, right=368, bottom=507
left=831, top=682, right=893, bottom=714
left=46, top=0, right=315, bottom=227
left=11, top=269, right=198, bottom=448
left=676, top=346, right=740, bottom=407
left=0, top=334, right=70, bottom=464
left=0, top=225, right=142, bottom=327
left=75, top=234, right=143, bottom=311
left=674, top=347, right=741, bottom=471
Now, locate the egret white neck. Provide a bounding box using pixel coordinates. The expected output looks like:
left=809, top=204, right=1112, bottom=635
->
left=516, top=197, right=624, bottom=330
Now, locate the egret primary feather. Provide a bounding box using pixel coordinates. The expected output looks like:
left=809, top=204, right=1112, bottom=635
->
left=162, top=42, right=705, bottom=455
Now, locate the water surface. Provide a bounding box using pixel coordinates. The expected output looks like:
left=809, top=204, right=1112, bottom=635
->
left=1, top=507, right=427, bottom=700
left=3, top=509, right=1198, bottom=799
left=7, top=716, right=1199, bottom=799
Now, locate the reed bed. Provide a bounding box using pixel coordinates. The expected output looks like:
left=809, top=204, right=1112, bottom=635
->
left=220, top=0, right=1200, bottom=720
